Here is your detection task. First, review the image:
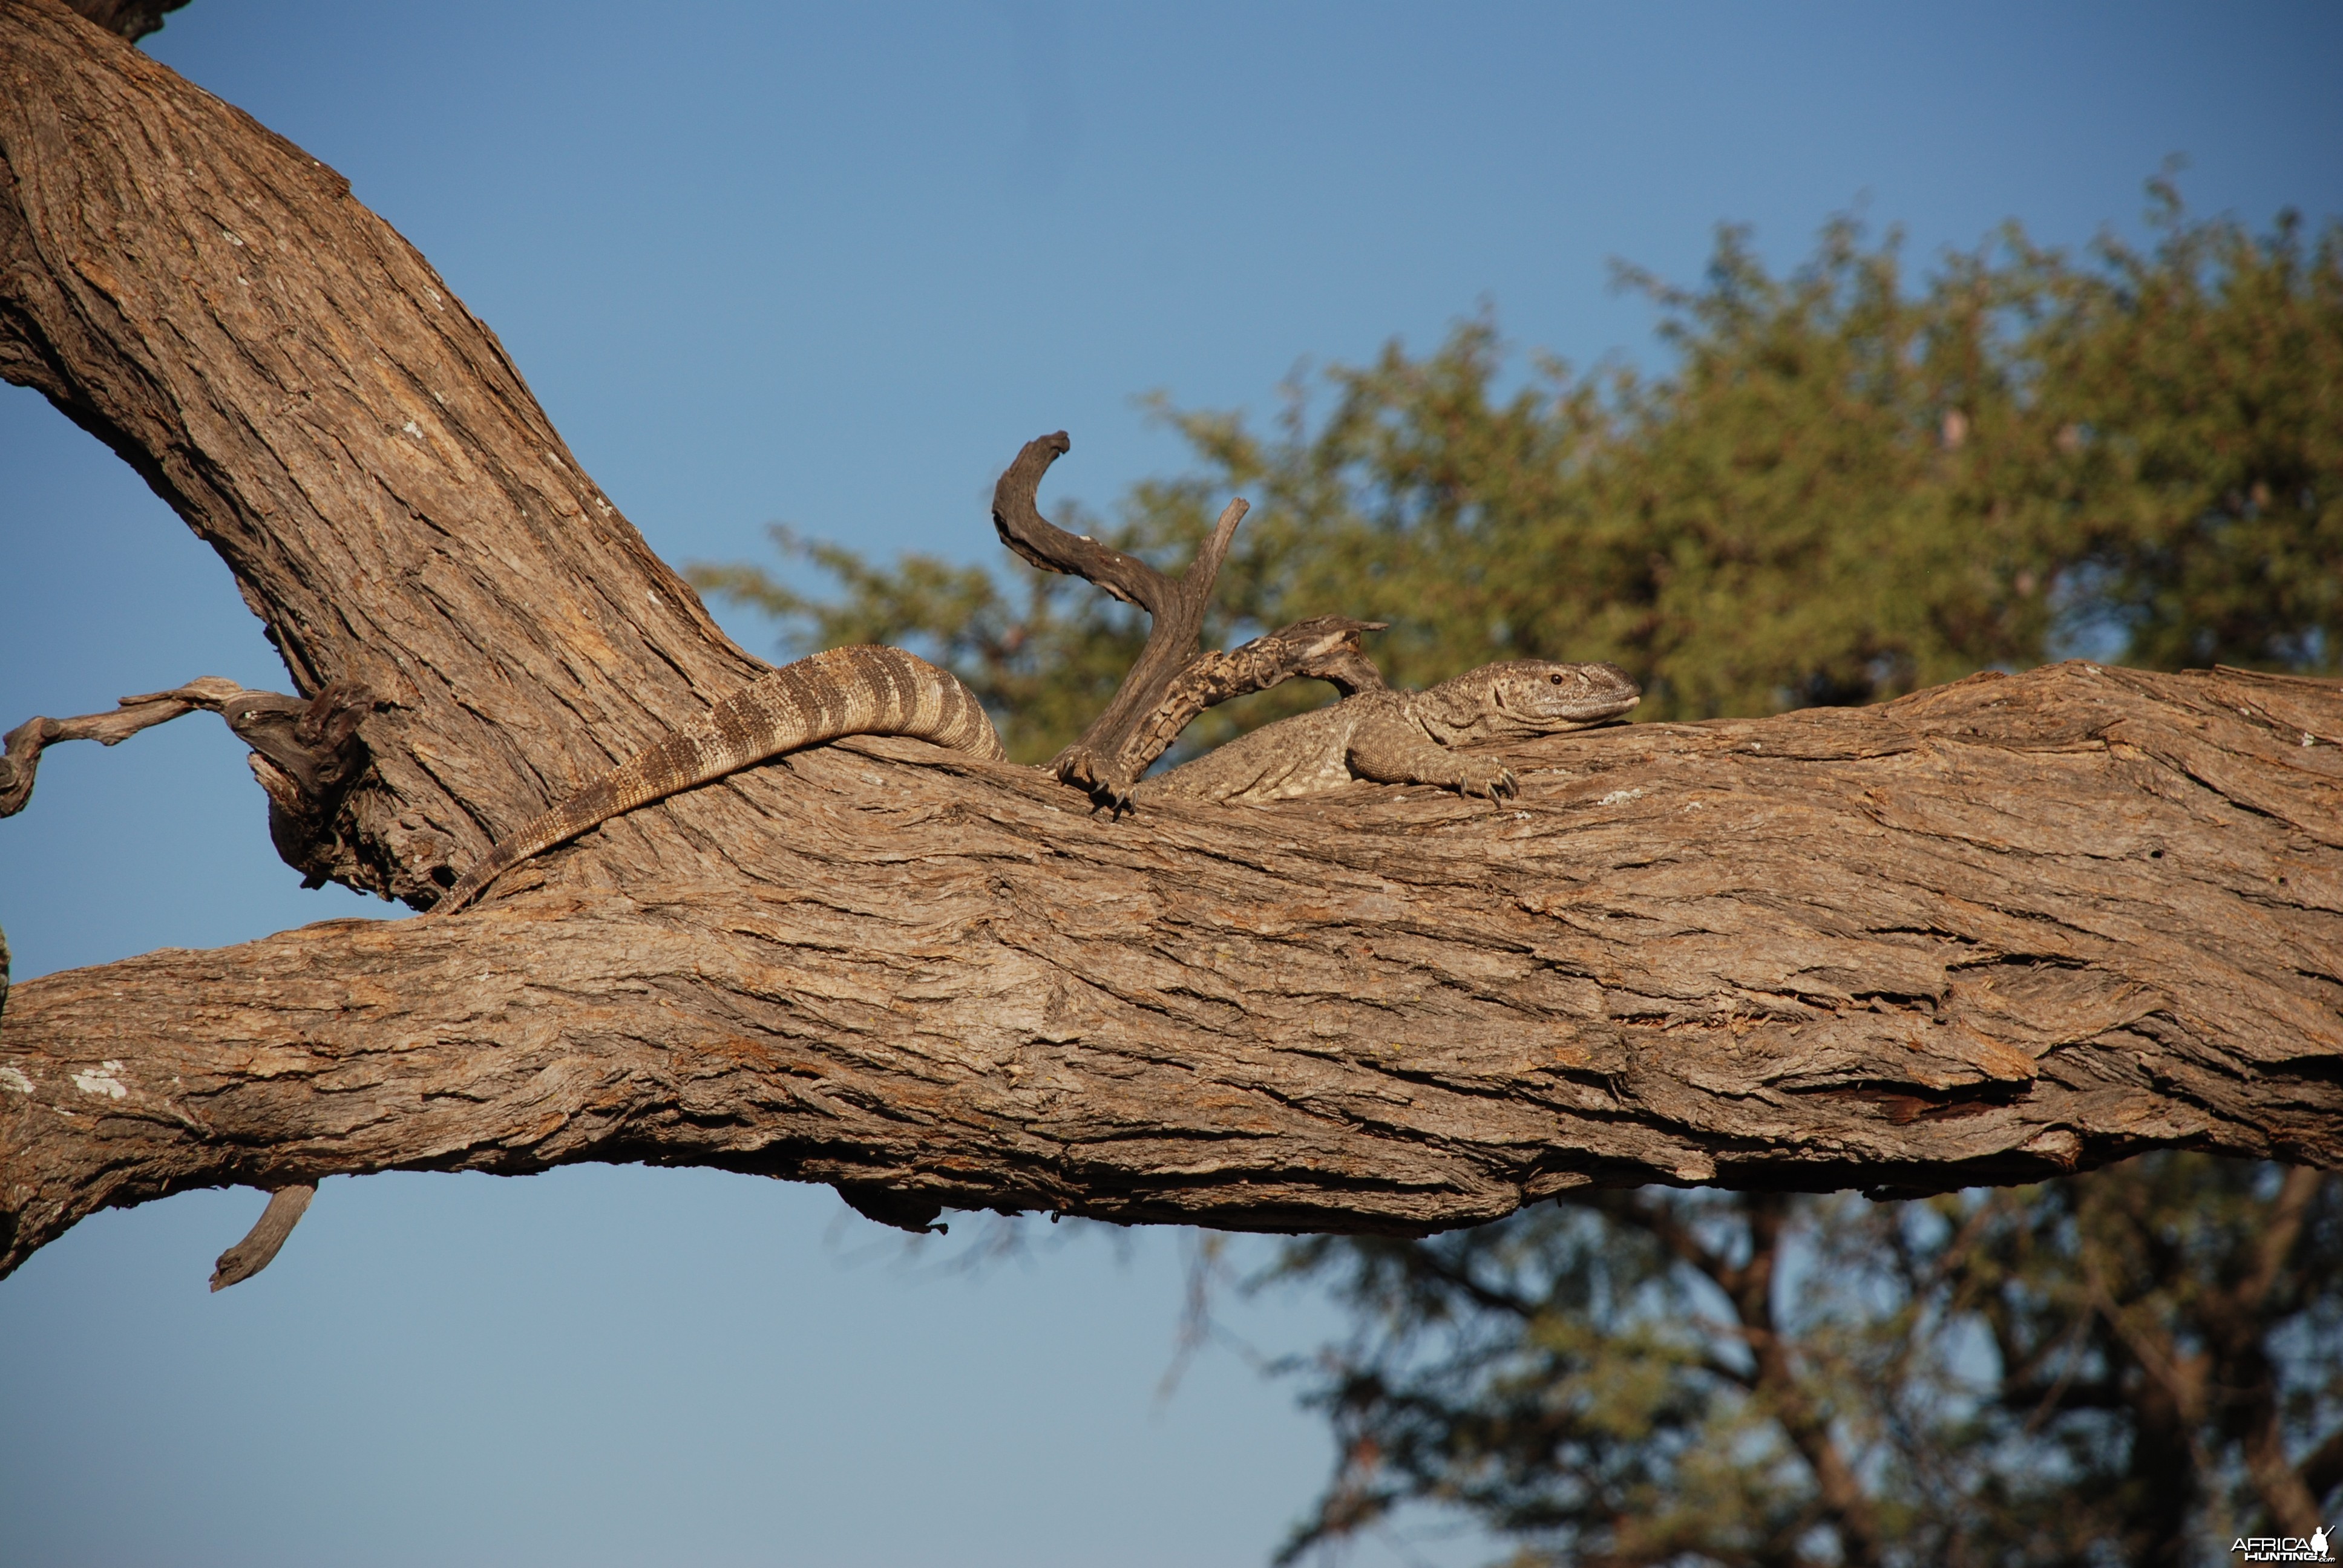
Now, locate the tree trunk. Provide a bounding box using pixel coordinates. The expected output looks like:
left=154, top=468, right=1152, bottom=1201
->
left=1, top=0, right=2338, bottom=1279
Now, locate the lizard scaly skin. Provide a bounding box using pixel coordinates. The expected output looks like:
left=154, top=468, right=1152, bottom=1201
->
left=1136, top=659, right=1639, bottom=806
left=432, top=645, right=1001, bottom=914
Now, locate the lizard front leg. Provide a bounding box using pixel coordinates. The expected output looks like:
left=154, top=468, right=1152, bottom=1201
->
left=1346, top=712, right=1517, bottom=800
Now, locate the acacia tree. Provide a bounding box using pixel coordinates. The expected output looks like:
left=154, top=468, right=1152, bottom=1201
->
left=0, top=0, right=2338, bottom=1293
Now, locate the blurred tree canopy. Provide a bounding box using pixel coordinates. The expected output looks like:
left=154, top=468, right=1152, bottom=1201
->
left=1234, top=1158, right=2342, bottom=1567
left=695, top=186, right=2341, bottom=1564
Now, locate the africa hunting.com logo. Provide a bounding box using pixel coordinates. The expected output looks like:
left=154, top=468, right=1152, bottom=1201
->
left=2232, top=1528, right=2333, bottom=1563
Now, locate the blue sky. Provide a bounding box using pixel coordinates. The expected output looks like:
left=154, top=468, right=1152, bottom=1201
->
left=2, top=4, right=2338, bottom=1564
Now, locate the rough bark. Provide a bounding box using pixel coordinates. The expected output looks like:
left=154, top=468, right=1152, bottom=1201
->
left=1, top=0, right=2339, bottom=1279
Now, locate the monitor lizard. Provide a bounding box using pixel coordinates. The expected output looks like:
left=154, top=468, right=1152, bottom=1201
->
left=1134, top=658, right=1640, bottom=805
left=430, top=649, right=1637, bottom=913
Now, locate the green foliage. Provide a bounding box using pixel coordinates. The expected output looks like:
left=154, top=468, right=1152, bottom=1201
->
left=1250, top=1159, right=2342, bottom=1567
left=693, top=188, right=2339, bottom=743
left=2024, top=181, right=2343, bottom=672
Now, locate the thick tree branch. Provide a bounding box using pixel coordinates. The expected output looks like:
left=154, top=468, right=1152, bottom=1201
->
left=4, top=662, right=2341, bottom=1276
left=1, top=0, right=2339, bottom=1280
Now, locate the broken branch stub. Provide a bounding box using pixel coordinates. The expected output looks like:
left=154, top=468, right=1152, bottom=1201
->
left=209, top=1182, right=316, bottom=1291
left=1, top=677, right=247, bottom=816
left=64, top=1, right=189, bottom=43
left=0, top=678, right=374, bottom=885
left=988, top=434, right=1400, bottom=806
left=989, top=431, right=1250, bottom=803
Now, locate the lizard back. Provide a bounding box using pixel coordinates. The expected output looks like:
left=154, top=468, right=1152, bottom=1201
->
left=434, top=645, right=1001, bottom=913
left=1134, top=699, right=1378, bottom=804
left=1136, top=659, right=1639, bottom=806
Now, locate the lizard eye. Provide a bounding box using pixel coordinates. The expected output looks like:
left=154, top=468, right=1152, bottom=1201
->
left=1548, top=673, right=1564, bottom=684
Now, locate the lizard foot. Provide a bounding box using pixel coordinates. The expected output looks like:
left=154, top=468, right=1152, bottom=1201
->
left=1459, top=767, right=1518, bottom=802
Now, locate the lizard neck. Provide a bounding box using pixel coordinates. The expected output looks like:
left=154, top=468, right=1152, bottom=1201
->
left=1400, top=688, right=1476, bottom=746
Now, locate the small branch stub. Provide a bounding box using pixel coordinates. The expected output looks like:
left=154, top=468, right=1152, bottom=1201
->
left=1, top=678, right=375, bottom=886
left=0, top=678, right=244, bottom=817
left=209, top=1183, right=316, bottom=1290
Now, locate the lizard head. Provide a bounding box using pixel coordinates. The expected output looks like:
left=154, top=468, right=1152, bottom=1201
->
left=1420, top=659, right=1642, bottom=742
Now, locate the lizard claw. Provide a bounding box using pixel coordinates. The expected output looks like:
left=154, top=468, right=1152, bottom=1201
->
left=1461, top=768, right=1517, bottom=802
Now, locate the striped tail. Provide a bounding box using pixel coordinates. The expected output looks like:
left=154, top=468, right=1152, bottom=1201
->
left=433, top=645, right=1001, bottom=914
